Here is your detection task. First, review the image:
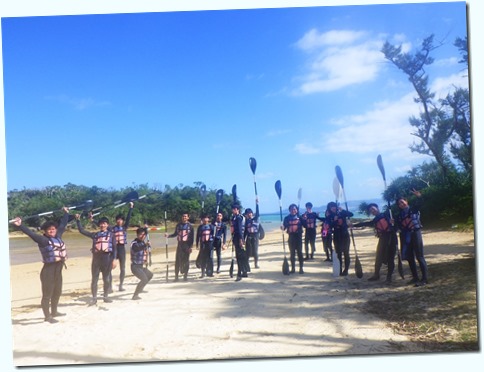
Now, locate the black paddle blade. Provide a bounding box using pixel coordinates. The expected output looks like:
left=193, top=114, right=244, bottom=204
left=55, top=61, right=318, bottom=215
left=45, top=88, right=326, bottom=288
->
left=335, top=165, right=344, bottom=189
left=122, top=191, right=139, bottom=203
left=275, top=180, right=282, bottom=200
left=377, top=154, right=386, bottom=181
left=297, top=187, right=302, bottom=201
left=355, top=256, right=363, bottom=279
left=282, top=257, right=290, bottom=275
left=82, top=200, right=94, bottom=212
left=232, top=184, right=237, bottom=203
left=216, top=189, right=224, bottom=205
left=249, top=157, right=257, bottom=175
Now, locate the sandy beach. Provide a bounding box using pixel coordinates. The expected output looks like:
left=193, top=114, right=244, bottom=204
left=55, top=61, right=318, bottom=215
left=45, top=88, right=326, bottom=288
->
left=8, top=226, right=476, bottom=367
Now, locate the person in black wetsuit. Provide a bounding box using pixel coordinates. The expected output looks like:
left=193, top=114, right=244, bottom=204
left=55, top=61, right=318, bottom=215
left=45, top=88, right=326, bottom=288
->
left=110, top=202, right=134, bottom=292
left=396, top=189, right=428, bottom=287
left=76, top=214, right=117, bottom=306
left=212, top=212, right=227, bottom=274
left=353, top=203, right=397, bottom=283
left=331, top=203, right=353, bottom=276
left=282, top=204, right=304, bottom=274
left=130, top=227, right=153, bottom=300
left=244, top=203, right=261, bottom=269
left=10, top=207, right=70, bottom=323
left=320, top=203, right=336, bottom=262
left=231, top=203, right=249, bottom=281
left=196, top=214, right=215, bottom=278
left=301, top=202, right=323, bottom=260
left=166, top=213, right=194, bottom=282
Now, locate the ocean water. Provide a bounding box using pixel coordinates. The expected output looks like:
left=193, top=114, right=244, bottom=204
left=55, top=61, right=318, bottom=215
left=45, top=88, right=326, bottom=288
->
left=258, top=213, right=283, bottom=233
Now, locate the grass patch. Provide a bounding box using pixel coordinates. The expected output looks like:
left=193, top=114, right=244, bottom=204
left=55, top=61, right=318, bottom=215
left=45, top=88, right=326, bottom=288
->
left=363, top=254, right=479, bottom=352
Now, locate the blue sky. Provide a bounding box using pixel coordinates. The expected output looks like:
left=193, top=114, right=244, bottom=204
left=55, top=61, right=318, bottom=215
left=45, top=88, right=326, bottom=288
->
left=1, top=2, right=469, bottom=214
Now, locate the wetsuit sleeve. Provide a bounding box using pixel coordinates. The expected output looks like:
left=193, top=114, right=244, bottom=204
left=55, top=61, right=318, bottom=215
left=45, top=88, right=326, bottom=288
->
left=17, top=224, right=49, bottom=247
left=222, top=224, right=227, bottom=244
left=196, top=225, right=202, bottom=248
left=76, top=220, right=95, bottom=239
left=124, top=206, right=134, bottom=228
left=352, top=220, right=373, bottom=228
left=57, top=212, right=70, bottom=237
left=343, top=210, right=354, bottom=219
left=255, top=204, right=260, bottom=221
left=282, top=216, right=289, bottom=232
left=301, top=214, right=309, bottom=228
left=168, top=223, right=179, bottom=238
left=188, top=224, right=194, bottom=248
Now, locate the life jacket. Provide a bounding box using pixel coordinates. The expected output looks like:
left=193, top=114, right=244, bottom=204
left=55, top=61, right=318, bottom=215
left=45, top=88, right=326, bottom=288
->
left=200, top=224, right=213, bottom=242
left=398, top=208, right=422, bottom=231
left=93, top=231, right=113, bottom=253
left=213, top=221, right=225, bottom=239
left=286, top=215, right=301, bottom=234
left=40, top=236, right=67, bottom=263
left=177, top=223, right=192, bottom=242
left=305, top=213, right=317, bottom=229
left=334, top=212, right=349, bottom=230
left=130, top=239, right=148, bottom=265
left=246, top=218, right=259, bottom=234
left=112, top=225, right=127, bottom=245
left=373, top=214, right=392, bottom=237
left=231, top=214, right=245, bottom=238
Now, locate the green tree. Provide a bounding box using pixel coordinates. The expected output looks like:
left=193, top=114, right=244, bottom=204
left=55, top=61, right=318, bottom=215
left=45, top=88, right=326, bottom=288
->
left=381, top=35, right=470, bottom=182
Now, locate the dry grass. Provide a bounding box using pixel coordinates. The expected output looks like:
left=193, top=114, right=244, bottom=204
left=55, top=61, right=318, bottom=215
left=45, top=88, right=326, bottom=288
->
left=363, top=254, right=479, bottom=352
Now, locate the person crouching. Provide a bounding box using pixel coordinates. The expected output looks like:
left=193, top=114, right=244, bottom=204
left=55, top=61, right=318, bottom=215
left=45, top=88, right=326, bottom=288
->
left=130, top=227, right=154, bottom=300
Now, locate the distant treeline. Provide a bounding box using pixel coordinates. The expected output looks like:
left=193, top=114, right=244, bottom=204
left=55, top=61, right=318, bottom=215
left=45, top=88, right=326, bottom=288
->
left=7, top=182, right=238, bottom=230
left=357, top=162, right=474, bottom=229
left=8, top=160, right=474, bottom=232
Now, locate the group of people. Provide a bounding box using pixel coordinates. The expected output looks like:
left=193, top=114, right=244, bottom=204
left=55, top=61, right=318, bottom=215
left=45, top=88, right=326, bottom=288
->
left=10, top=201, right=154, bottom=323
left=281, top=189, right=428, bottom=287
left=281, top=200, right=354, bottom=276
left=74, top=202, right=154, bottom=305
left=10, top=188, right=428, bottom=324
left=167, top=201, right=263, bottom=282
left=351, top=189, right=428, bottom=287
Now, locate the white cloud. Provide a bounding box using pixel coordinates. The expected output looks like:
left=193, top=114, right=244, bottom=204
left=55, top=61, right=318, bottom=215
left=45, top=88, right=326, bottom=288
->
left=324, top=93, right=418, bottom=154
left=292, top=29, right=385, bottom=95
left=45, top=94, right=111, bottom=110
left=434, top=56, right=460, bottom=67
left=431, top=72, right=469, bottom=99
left=292, top=69, right=468, bottom=162
left=388, top=33, right=412, bottom=53
left=295, top=29, right=367, bottom=51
